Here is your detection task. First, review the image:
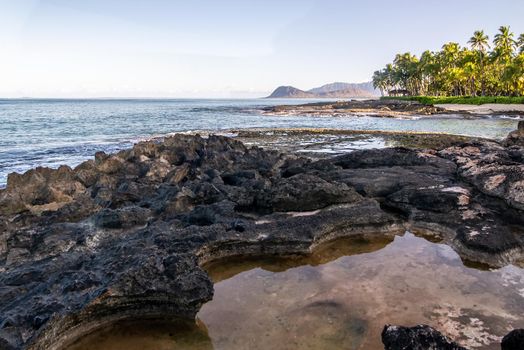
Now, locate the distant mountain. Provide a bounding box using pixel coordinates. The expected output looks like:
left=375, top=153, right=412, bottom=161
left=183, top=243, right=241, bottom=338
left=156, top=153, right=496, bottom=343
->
left=267, top=86, right=316, bottom=98
left=308, top=82, right=376, bottom=95
left=267, top=82, right=379, bottom=98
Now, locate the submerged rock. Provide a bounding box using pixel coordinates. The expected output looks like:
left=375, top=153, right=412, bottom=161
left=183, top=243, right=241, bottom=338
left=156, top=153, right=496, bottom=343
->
left=0, top=129, right=523, bottom=349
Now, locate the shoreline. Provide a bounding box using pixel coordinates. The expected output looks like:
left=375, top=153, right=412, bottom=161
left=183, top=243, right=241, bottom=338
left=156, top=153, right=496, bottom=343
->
left=184, top=127, right=487, bottom=158
left=0, top=128, right=488, bottom=188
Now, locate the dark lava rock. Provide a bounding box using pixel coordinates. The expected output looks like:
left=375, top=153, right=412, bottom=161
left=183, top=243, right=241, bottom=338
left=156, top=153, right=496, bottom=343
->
left=502, top=329, right=524, bottom=350
left=381, top=324, right=468, bottom=350
left=261, top=173, right=362, bottom=212
left=94, top=206, right=151, bottom=229
left=0, top=130, right=523, bottom=349
left=504, top=121, right=524, bottom=147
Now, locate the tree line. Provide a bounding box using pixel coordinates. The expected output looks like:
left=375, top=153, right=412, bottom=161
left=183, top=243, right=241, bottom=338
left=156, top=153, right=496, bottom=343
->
left=372, top=26, right=524, bottom=97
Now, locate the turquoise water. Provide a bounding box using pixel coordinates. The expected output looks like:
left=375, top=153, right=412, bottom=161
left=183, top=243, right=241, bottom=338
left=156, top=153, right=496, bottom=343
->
left=0, top=98, right=519, bottom=186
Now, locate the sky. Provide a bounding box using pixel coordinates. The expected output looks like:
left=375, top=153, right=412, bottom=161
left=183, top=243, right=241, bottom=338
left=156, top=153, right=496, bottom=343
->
left=1, top=0, right=523, bottom=98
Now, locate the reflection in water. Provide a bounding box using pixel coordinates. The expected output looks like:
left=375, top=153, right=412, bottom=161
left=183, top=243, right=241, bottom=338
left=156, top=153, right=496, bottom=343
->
left=68, top=319, right=212, bottom=350
left=204, top=235, right=393, bottom=282
left=72, top=232, right=524, bottom=350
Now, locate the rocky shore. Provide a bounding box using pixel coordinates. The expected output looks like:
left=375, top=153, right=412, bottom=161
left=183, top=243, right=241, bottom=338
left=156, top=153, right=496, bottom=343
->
left=262, top=99, right=524, bottom=118
left=1, top=123, right=524, bottom=349
left=229, top=128, right=483, bottom=157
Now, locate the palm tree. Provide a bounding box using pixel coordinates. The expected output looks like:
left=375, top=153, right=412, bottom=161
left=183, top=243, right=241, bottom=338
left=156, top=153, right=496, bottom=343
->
left=419, top=50, right=437, bottom=95
left=373, top=26, right=524, bottom=98
left=372, top=70, right=386, bottom=96
left=468, top=30, right=490, bottom=95
left=469, top=30, right=490, bottom=51
left=441, top=43, right=462, bottom=95
left=494, top=25, right=517, bottom=61
left=393, top=52, right=420, bottom=95
left=518, top=33, right=524, bottom=53
left=494, top=26, right=517, bottom=95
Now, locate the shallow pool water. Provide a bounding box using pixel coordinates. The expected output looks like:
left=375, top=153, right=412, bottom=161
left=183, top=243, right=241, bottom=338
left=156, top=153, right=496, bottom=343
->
left=68, top=232, right=524, bottom=350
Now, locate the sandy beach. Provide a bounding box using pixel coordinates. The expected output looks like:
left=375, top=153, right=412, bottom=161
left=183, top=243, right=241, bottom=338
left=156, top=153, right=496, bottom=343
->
left=436, top=103, right=524, bottom=115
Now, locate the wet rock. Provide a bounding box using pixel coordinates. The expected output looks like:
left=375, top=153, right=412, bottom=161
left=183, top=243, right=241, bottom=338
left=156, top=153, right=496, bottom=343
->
left=502, top=329, right=524, bottom=350
left=381, top=324, right=468, bottom=350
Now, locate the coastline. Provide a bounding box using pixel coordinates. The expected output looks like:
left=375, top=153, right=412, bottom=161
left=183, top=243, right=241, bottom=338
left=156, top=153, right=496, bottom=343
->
left=185, top=127, right=486, bottom=158
left=2, top=98, right=519, bottom=188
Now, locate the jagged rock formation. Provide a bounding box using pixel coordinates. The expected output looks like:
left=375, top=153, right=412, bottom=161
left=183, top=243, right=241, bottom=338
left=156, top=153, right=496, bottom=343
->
left=0, top=129, right=523, bottom=349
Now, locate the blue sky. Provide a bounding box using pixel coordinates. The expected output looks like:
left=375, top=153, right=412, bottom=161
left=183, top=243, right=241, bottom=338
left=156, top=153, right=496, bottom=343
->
left=1, top=0, right=523, bottom=97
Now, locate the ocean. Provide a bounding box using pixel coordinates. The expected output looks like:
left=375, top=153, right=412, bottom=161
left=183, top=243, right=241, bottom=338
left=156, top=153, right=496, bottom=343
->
left=0, top=98, right=519, bottom=187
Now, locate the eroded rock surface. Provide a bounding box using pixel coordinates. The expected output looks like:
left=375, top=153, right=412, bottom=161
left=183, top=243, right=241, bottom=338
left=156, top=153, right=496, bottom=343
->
left=0, top=132, right=523, bottom=349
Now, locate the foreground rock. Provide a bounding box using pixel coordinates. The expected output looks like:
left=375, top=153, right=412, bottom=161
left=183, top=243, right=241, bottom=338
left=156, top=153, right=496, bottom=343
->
left=502, top=329, right=524, bottom=350
left=0, top=130, right=523, bottom=349
left=382, top=325, right=524, bottom=350
left=382, top=325, right=467, bottom=350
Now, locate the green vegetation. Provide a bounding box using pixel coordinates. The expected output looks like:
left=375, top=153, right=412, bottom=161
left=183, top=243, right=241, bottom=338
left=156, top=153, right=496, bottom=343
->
left=372, top=26, right=524, bottom=99
left=381, top=96, right=524, bottom=105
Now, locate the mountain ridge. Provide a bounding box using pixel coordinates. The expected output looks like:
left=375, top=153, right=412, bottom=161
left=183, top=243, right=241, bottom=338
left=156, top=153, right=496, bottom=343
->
left=267, top=82, right=379, bottom=98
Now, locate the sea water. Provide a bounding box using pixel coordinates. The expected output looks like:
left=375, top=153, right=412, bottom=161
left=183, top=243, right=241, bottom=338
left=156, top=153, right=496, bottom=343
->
left=0, top=98, right=519, bottom=187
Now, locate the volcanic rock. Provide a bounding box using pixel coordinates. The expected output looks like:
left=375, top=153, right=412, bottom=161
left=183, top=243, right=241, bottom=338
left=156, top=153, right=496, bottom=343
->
left=0, top=129, right=523, bottom=349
